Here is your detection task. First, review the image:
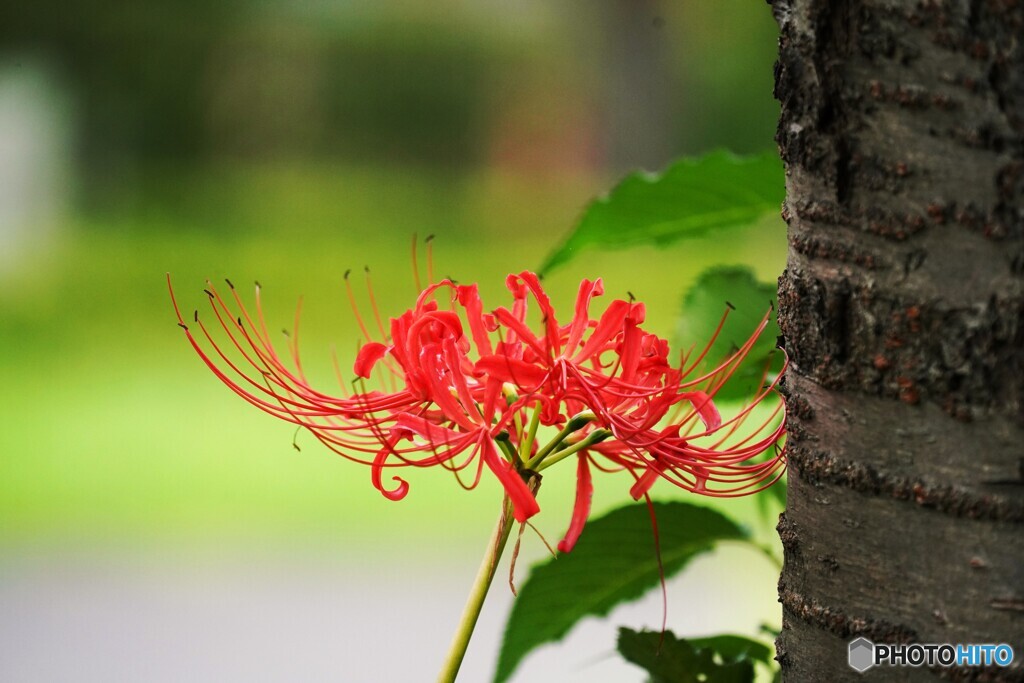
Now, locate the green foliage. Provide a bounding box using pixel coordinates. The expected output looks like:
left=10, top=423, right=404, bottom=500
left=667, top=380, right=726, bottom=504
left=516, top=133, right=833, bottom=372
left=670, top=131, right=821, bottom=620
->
left=684, top=634, right=774, bottom=665
left=494, top=501, right=757, bottom=683
left=677, top=266, right=781, bottom=401
left=618, top=628, right=773, bottom=683
left=539, top=151, right=784, bottom=274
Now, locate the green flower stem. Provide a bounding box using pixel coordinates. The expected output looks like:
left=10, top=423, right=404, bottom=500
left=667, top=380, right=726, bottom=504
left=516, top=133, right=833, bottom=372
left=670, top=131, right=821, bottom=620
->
left=437, top=496, right=515, bottom=683
left=519, top=403, right=543, bottom=461
left=525, top=410, right=595, bottom=470
left=536, top=429, right=612, bottom=472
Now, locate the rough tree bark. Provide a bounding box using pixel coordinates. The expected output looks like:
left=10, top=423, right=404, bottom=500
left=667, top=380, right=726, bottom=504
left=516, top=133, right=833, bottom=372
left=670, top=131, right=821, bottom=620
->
left=769, top=1, right=1023, bottom=681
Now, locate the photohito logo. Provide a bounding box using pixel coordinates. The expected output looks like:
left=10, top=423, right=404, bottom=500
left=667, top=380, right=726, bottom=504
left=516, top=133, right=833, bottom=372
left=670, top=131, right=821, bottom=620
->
left=848, top=638, right=875, bottom=672
left=848, top=638, right=1015, bottom=672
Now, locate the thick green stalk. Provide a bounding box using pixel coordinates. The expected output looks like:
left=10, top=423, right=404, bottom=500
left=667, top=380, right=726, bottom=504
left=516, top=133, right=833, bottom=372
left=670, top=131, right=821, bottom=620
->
left=518, top=403, right=543, bottom=461
left=437, top=497, right=515, bottom=683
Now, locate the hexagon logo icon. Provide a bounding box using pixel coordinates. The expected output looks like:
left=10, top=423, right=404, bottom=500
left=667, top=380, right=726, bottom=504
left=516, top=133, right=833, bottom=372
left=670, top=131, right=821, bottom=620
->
left=848, top=637, right=875, bottom=672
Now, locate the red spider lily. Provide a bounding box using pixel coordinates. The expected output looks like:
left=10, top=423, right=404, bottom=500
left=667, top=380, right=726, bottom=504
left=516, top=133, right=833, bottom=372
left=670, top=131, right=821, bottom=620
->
left=168, top=266, right=786, bottom=552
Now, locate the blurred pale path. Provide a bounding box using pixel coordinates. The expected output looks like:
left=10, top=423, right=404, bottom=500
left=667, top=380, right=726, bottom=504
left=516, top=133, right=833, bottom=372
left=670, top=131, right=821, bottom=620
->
left=0, top=544, right=778, bottom=682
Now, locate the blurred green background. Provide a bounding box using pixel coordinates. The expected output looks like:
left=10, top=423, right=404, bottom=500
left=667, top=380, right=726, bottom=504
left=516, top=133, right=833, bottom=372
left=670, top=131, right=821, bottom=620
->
left=0, top=2, right=785, bottom=681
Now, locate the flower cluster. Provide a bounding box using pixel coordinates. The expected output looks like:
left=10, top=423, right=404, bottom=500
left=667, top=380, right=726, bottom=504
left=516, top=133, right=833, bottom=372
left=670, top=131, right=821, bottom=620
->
left=170, top=269, right=785, bottom=552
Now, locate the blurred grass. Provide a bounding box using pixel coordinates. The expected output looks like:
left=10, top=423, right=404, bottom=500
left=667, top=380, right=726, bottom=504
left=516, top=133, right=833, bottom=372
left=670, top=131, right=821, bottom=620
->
left=0, top=162, right=786, bottom=552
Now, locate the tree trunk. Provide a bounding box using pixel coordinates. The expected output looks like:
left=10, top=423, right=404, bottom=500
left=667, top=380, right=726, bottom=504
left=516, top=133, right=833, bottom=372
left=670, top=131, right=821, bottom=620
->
left=770, top=1, right=1023, bottom=681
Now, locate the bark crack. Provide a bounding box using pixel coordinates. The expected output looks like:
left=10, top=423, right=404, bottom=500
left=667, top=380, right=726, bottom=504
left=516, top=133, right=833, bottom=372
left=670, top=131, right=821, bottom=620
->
left=779, top=582, right=918, bottom=641
left=789, top=446, right=1024, bottom=522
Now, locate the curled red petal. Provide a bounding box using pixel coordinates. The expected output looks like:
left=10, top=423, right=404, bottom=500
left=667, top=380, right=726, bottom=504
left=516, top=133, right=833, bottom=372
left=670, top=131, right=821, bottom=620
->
left=353, top=342, right=389, bottom=379
left=413, top=280, right=455, bottom=312
left=681, top=391, right=722, bottom=430
left=557, top=453, right=593, bottom=553
left=372, top=436, right=410, bottom=501
left=629, top=460, right=663, bottom=500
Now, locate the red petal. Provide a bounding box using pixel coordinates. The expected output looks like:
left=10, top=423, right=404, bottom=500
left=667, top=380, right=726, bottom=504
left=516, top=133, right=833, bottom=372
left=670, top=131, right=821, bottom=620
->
left=573, top=299, right=630, bottom=362
left=681, top=391, right=722, bottom=430
left=371, top=435, right=410, bottom=501
left=456, top=284, right=494, bottom=356
left=420, top=344, right=477, bottom=430
left=475, top=354, right=549, bottom=388
left=629, top=461, right=663, bottom=500
left=510, top=272, right=560, bottom=355
left=491, top=307, right=547, bottom=359
left=557, top=453, right=593, bottom=553
left=563, top=278, right=604, bottom=358
left=353, top=342, right=389, bottom=379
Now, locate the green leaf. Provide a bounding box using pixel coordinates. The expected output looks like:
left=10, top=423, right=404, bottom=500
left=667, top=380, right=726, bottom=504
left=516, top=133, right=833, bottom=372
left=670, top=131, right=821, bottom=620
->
left=685, top=635, right=774, bottom=665
left=677, top=266, right=782, bottom=402
left=539, top=150, right=783, bottom=274
left=618, top=628, right=763, bottom=683
left=493, top=502, right=751, bottom=683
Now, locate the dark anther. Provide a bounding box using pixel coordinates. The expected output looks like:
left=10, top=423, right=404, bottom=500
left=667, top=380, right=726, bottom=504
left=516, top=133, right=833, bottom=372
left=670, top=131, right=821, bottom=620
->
left=255, top=280, right=262, bottom=288
left=177, top=322, right=189, bottom=330
left=425, top=234, right=435, bottom=242
left=193, top=310, right=199, bottom=322
left=776, top=335, right=786, bottom=350
left=627, top=291, right=636, bottom=302
left=344, top=269, right=351, bottom=280
left=237, top=317, right=243, bottom=327
left=203, top=289, right=214, bottom=298
left=364, top=265, right=370, bottom=273
left=225, top=278, right=235, bottom=289
left=281, top=329, right=290, bottom=337
left=726, top=300, right=736, bottom=310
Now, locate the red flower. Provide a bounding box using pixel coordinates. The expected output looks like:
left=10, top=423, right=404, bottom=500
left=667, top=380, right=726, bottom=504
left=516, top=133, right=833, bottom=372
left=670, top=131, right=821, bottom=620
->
left=169, top=268, right=785, bottom=551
